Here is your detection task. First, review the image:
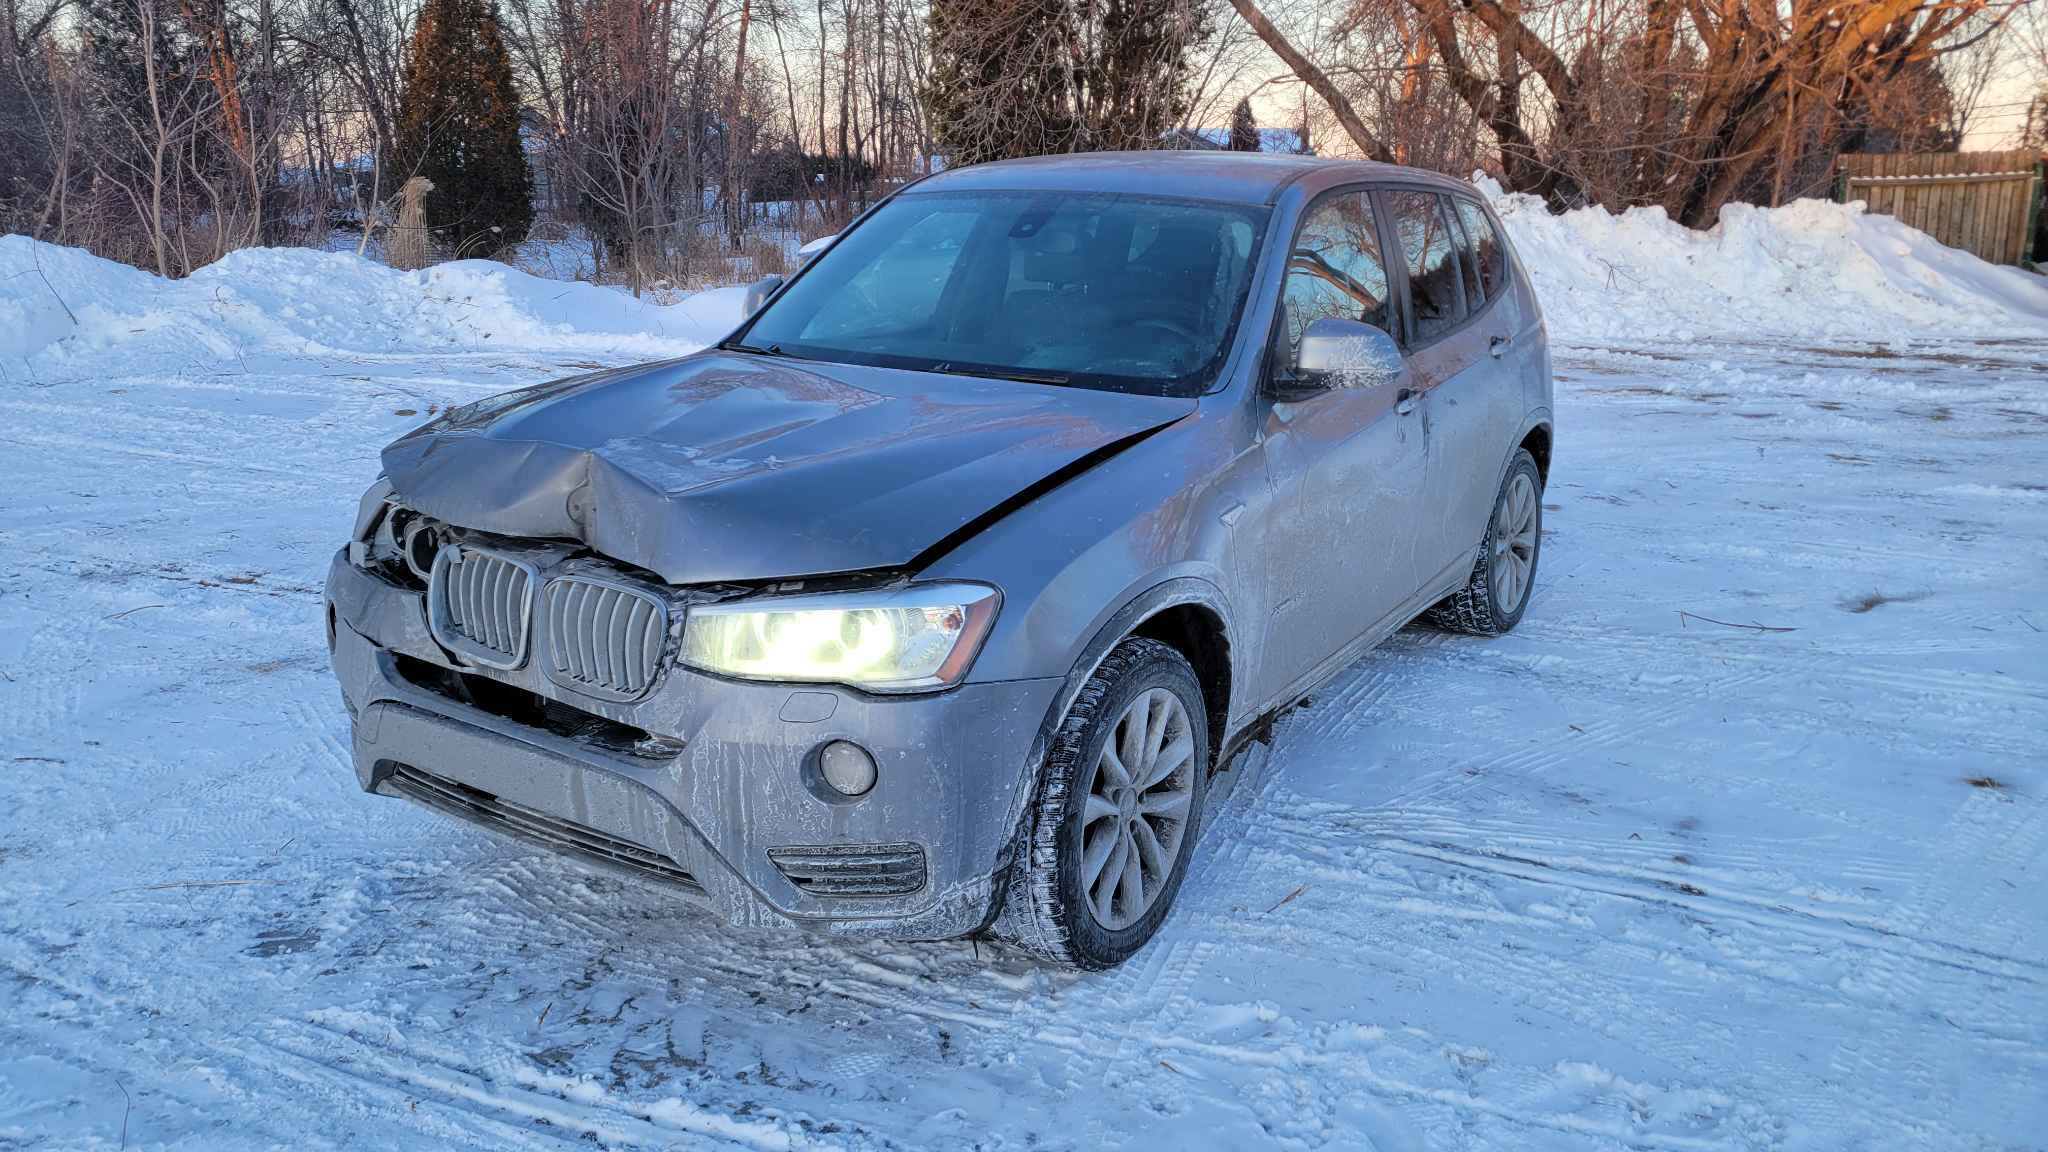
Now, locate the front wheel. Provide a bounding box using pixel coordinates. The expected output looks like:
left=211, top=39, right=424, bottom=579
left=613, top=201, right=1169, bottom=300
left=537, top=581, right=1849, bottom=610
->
left=1427, top=448, right=1543, bottom=635
left=993, top=638, right=1209, bottom=969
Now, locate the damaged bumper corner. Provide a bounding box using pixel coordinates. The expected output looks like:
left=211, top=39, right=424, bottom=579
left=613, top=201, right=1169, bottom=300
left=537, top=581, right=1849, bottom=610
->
left=326, top=550, right=1061, bottom=940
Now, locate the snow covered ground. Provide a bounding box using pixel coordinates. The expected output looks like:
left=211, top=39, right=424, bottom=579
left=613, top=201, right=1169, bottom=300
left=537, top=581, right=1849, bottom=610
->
left=3, top=200, right=2047, bottom=1149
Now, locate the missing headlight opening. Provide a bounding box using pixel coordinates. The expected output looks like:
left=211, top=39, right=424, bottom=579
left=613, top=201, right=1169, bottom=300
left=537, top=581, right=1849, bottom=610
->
left=401, top=517, right=438, bottom=581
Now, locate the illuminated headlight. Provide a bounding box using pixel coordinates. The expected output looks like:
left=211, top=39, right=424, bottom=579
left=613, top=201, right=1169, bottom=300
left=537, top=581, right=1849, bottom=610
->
left=681, top=583, right=1000, bottom=693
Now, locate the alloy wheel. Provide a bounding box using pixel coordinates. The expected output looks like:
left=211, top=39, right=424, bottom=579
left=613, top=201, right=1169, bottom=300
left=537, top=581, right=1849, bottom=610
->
left=1081, top=687, right=1196, bottom=931
left=1489, top=471, right=1539, bottom=614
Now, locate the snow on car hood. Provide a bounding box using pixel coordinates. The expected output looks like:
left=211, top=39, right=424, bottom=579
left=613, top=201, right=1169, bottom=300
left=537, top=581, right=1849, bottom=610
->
left=380, top=352, right=1192, bottom=585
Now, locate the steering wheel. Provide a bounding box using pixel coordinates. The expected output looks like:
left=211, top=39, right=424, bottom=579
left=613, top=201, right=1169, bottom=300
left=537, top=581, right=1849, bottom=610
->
left=1131, top=318, right=1199, bottom=345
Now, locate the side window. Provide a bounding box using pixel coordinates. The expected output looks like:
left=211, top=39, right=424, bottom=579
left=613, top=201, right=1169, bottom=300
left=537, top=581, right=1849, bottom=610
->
left=1444, top=195, right=1485, bottom=309
left=1453, top=197, right=1505, bottom=302
left=1386, top=190, right=1467, bottom=343
left=1279, top=191, right=1392, bottom=363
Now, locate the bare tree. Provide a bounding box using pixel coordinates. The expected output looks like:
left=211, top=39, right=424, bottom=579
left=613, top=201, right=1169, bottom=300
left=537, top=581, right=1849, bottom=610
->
left=1229, top=0, right=2025, bottom=224
left=570, top=0, right=689, bottom=289
left=2, top=0, right=73, bottom=231
left=725, top=0, right=750, bottom=240
left=1227, top=0, right=1389, bottom=159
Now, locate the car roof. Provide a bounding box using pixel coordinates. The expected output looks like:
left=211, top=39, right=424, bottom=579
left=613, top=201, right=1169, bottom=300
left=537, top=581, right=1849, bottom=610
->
left=908, top=151, right=1472, bottom=206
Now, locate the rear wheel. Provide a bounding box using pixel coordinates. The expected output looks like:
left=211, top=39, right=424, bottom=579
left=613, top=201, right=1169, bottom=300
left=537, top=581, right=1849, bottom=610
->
left=1427, top=448, right=1542, bottom=636
left=993, top=638, right=1209, bottom=969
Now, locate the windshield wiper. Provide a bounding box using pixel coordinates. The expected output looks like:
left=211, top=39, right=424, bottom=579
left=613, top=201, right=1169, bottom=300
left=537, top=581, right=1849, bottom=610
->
left=719, top=339, right=789, bottom=356
left=928, top=362, right=1072, bottom=386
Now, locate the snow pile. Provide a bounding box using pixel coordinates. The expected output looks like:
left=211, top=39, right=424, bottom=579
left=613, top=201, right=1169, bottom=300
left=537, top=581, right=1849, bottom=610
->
left=8, top=180, right=2047, bottom=374
left=1484, top=178, right=2048, bottom=343
left=0, top=236, right=742, bottom=376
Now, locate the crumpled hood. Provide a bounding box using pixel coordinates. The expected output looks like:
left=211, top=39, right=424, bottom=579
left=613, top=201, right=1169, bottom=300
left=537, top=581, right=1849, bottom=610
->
left=381, top=352, right=1192, bottom=584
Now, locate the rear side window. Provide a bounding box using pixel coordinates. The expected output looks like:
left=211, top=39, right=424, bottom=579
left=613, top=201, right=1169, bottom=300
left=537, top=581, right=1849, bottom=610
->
left=1385, top=190, right=1466, bottom=343
left=1279, top=190, right=1393, bottom=361
left=1445, top=195, right=1485, bottom=308
left=1453, top=197, right=1505, bottom=302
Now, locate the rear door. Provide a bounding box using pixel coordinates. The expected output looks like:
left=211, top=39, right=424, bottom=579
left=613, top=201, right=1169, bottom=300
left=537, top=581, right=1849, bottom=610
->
left=1383, top=189, right=1521, bottom=587
left=1258, top=187, right=1429, bottom=704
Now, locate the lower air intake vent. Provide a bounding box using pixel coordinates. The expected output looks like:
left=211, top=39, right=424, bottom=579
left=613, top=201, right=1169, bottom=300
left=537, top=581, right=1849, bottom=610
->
left=384, top=763, right=699, bottom=891
left=768, top=843, right=926, bottom=897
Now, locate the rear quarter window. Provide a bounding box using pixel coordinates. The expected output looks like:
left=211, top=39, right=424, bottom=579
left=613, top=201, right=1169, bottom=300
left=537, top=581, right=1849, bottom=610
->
left=1453, top=197, right=1506, bottom=302
left=1445, top=194, right=1485, bottom=308
left=1385, top=190, right=1467, bottom=343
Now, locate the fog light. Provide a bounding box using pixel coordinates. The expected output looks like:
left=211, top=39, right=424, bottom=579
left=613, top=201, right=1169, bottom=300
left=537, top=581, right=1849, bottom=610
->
left=818, top=741, right=877, bottom=797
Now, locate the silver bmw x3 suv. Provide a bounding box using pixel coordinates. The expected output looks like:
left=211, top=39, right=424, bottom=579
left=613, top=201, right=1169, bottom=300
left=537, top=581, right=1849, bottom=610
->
left=325, top=152, right=1553, bottom=969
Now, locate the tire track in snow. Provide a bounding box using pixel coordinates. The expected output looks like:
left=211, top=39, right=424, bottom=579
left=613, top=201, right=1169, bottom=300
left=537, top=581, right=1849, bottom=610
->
left=1353, top=829, right=2043, bottom=983
left=8, top=325, right=2047, bottom=1148
left=1243, top=782, right=2039, bottom=984
left=1180, top=742, right=1790, bottom=1147
left=1377, top=809, right=1920, bottom=877
left=1820, top=782, right=2048, bottom=1143
left=1285, top=617, right=1799, bottom=818
left=235, top=1022, right=775, bottom=1150
left=1208, top=734, right=2041, bottom=1140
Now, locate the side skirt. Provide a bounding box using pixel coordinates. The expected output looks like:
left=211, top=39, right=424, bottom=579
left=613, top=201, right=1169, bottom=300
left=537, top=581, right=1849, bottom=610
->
left=1215, top=550, right=1475, bottom=774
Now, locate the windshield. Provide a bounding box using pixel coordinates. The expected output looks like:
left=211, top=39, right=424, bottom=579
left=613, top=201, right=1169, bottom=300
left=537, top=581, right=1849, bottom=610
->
left=733, top=191, right=1269, bottom=397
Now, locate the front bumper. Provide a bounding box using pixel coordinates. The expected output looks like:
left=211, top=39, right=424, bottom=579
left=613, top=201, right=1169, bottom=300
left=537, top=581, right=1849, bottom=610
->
left=325, top=550, right=1060, bottom=939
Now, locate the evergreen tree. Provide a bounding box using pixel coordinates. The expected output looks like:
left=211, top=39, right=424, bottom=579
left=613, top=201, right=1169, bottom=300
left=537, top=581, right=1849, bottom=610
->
left=1083, top=0, right=1208, bottom=151
left=394, top=0, right=531, bottom=254
left=925, top=0, right=1069, bottom=167
left=926, top=0, right=1206, bottom=166
left=1229, top=97, right=1258, bottom=152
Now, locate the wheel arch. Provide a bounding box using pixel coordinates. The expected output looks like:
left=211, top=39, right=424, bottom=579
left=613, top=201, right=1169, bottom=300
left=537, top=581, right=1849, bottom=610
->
left=1518, top=419, right=1553, bottom=487
left=1046, top=577, right=1236, bottom=774
left=979, top=576, right=1238, bottom=933
left=1129, top=602, right=1232, bottom=762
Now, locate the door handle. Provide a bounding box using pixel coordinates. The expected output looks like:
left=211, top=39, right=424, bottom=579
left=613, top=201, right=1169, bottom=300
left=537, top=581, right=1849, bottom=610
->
left=1489, top=334, right=1511, bottom=358
left=1394, top=387, right=1417, bottom=416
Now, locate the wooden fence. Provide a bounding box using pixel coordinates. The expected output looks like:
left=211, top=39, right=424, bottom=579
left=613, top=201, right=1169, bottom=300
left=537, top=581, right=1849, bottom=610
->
left=1835, top=150, right=2043, bottom=266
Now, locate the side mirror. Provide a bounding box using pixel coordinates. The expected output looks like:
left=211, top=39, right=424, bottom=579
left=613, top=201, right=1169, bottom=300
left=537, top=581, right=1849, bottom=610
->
left=743, top=275, right=783, bottom=316
left=1291, top=317, right=1406, bottom=393
left=796, top=232, right=836, bottom=271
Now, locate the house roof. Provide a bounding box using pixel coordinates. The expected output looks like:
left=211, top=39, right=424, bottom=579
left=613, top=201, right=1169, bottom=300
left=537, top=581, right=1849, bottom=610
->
left=1162, top=126, right=1311, bottom=154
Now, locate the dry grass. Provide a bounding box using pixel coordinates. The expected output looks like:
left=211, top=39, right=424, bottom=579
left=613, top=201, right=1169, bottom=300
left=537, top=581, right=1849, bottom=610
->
left=742, top=235, right=788, bottom=278
left=795, top=212, right=842, bottom=245
left=399, top=214, right=806, bottom=300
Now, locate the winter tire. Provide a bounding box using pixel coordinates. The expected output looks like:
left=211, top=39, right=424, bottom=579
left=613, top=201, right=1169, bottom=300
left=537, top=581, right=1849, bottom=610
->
left=993, top=637, right=1209, bottom=969
left=1427, top=448, right=1542, bottom=636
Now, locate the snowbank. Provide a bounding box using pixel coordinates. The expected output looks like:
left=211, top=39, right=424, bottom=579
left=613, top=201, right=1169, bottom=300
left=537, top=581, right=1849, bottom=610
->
left=6, top=183, right=2046, bottom=376
left=1484, top=178, right=2048, bottom=343
left=0, top=236, right=735, bottom=375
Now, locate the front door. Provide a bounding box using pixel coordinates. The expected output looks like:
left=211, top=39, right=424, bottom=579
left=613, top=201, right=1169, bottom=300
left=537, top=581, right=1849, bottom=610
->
left=1259, top=188, right=1429, bottom=705
left=1383, top=190, right=1521, bottom=584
